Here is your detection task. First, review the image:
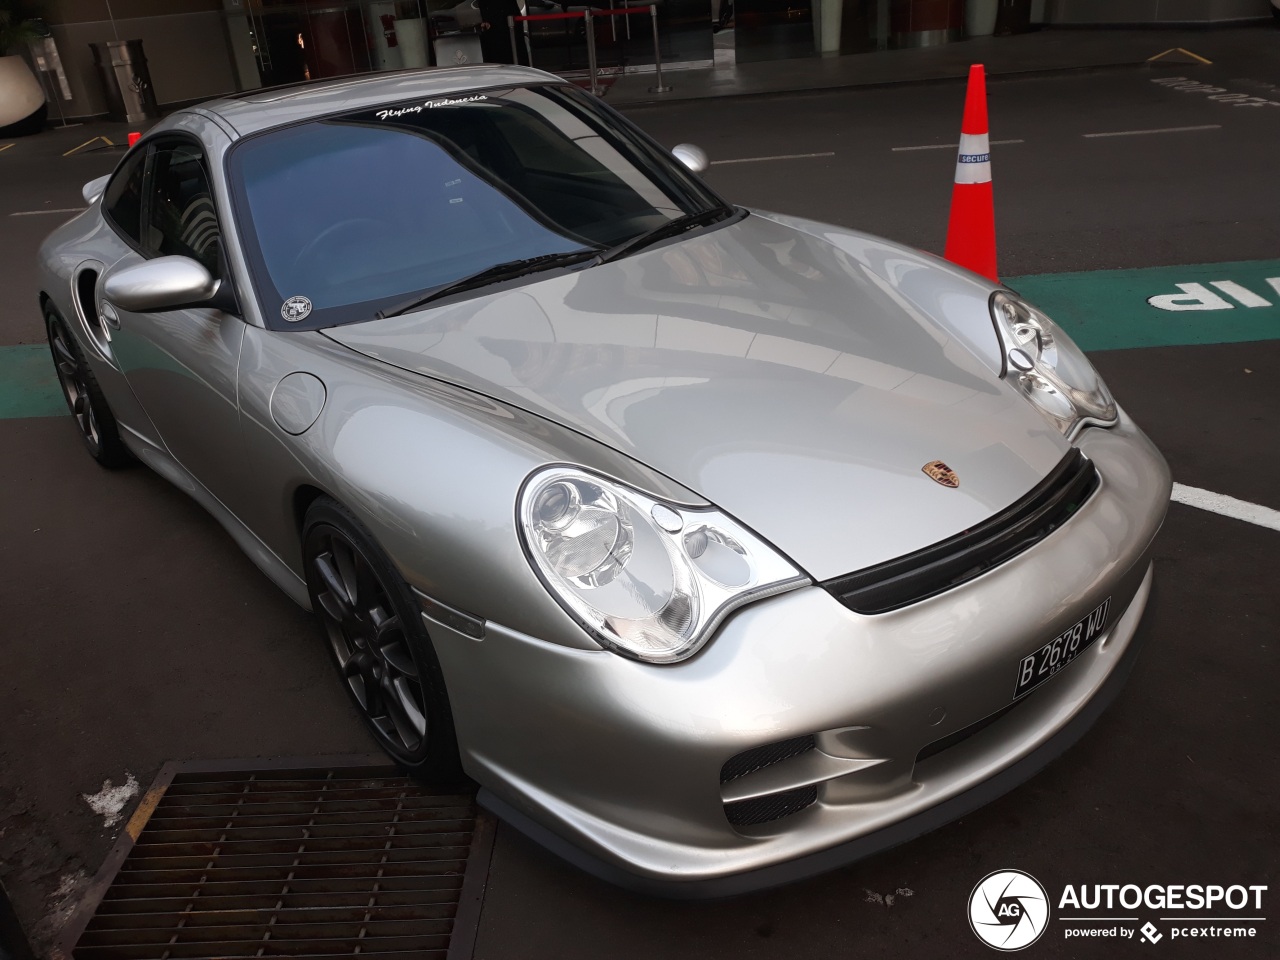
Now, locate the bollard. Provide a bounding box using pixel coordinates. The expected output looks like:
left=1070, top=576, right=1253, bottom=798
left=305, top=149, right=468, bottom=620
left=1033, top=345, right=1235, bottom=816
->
left=508, top=16, right=518, bottom=66
left=90, top=39, right=158, bottom=124
left=648, top=5, right=671, bottom=94
left=584, top=9, right=600, bottom=96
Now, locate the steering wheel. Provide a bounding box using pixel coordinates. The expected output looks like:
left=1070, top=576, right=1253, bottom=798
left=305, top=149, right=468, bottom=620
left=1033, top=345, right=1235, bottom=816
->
left=293, top=218, right=387, bottom=272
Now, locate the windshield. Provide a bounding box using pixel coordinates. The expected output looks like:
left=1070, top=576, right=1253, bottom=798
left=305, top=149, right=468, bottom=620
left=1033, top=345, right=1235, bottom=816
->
left=228, top=83, right=728, bottom=330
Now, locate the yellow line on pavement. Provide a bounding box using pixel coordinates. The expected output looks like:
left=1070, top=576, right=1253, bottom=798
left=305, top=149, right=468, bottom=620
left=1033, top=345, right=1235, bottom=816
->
left=0, top=143, right=13, bottom=153
left=124, top=784, right=168, bottom=841
left=1148, top=47, right=1213, bottom=65
left=63, top=135, right=116, bottom=157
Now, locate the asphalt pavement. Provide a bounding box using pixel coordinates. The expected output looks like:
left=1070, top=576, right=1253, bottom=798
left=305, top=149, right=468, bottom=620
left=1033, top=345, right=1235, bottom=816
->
left=1, top=36, right=1278, bottom=959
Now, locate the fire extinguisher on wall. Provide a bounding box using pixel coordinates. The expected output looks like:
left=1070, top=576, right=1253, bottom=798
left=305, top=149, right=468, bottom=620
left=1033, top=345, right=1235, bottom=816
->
left=367, top=1, right=403, bottom=70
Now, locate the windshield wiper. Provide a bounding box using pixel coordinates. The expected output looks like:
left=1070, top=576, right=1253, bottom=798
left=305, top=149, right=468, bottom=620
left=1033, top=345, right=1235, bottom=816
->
left=597, top=206, right=737, bottom=264
left=377, top=249, right=600, bottom=319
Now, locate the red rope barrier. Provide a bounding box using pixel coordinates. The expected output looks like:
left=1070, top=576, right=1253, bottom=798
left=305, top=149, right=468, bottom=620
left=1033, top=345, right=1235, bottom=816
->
left=513, top=10, right=584, bottom=22
left=510, top=3, right=668, bottom=97
left=513, top=5, right=650, bottom=22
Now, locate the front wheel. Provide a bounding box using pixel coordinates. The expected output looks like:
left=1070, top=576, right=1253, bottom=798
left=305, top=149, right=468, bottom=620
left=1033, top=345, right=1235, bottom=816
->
left=302, top=497, right=465, bottom=782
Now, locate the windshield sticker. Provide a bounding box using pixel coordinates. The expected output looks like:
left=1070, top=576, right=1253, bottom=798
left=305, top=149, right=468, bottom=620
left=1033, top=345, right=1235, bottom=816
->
left=281, top=296, right=312, bottom=322
left=375, top=95, right=488, bottom=120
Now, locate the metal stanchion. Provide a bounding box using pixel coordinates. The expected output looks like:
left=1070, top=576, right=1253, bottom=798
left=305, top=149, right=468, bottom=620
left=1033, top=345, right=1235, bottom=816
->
left=510, top=7, right=651, bottom=93
left=647, top=4, right=671, bottom=94
left=584, top=9, right=600, bottom=96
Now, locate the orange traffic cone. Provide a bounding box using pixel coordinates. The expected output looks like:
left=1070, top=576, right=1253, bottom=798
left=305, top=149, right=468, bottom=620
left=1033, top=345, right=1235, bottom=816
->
left=944, top=64, right=998, bottom=282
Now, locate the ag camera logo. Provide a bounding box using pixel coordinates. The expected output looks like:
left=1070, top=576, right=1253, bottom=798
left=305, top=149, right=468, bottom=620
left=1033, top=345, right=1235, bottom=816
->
left=969, top=870, right=1050, bottom=951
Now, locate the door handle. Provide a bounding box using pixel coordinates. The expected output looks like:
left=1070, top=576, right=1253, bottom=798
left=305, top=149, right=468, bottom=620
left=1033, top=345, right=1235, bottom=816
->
left=99, top=301, right=121, bottom=331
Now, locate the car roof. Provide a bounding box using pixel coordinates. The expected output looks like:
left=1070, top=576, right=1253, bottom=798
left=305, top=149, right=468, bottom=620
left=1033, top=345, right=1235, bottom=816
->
left=195, top=65, right=566, bottom=138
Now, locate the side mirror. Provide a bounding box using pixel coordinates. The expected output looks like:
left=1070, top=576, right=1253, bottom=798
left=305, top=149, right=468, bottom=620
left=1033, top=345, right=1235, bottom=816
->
left=672, top=143, right=708, bottom=174
left=82, top=174, right=111, bottom=205
left=103, top=256, right=222, bottom=313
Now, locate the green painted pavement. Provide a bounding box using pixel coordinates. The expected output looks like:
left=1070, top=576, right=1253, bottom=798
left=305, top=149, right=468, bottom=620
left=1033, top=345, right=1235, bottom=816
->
left=1011, top=259, right=1280, bottom=352
left=3, top=258, right=1279, bottom=420
left=0, top=343, right=66, bottom=419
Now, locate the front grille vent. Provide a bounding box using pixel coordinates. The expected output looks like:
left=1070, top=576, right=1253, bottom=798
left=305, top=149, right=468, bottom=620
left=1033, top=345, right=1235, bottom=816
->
left=724, top=786, right=818, bottom=827
left=825, top=450, right=1099, bottom=615
left=720, top=736, right=817, bottom=828
left=720, top=735, right=815, bottom=784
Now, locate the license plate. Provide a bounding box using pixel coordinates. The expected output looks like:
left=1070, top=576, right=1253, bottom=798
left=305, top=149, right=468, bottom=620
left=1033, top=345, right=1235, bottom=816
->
left=1014, top=597, right=1112, bottom=700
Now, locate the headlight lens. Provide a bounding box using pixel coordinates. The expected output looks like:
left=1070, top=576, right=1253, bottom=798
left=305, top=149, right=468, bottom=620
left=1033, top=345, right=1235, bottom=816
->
left=990, top=291, right=1117, bottom=436
left=519, top=467, right=808, bottom=663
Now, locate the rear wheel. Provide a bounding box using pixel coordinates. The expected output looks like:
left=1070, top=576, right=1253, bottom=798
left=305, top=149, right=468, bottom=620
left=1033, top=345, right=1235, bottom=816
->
left=45, top=307, right=130, bottom=467
left=302, top=498, right=464, bottom=782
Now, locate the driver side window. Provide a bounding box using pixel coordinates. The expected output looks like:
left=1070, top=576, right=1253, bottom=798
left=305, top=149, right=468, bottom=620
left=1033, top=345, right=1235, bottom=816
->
left=144, top=141, right=223, bottom=280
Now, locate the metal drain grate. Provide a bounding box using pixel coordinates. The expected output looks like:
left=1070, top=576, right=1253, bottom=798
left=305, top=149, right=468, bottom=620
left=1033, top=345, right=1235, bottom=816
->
left=56, top=756, right=494, bottom=960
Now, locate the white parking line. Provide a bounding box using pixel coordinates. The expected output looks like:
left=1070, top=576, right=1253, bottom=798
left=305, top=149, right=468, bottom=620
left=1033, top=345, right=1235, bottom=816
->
left=1082, top=124, right=1221, bottom=139
left=710, top=152, right=835, bottom=165
left=9, top=208, right=87, bottom=217
left=891, top=139, right=1024, bottom=152
left=1171, top=483, right=1280, bottom=532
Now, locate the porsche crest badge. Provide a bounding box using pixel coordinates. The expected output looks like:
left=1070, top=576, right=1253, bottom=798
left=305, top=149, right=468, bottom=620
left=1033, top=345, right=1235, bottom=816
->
left=922, top=460, right=959, bottom=488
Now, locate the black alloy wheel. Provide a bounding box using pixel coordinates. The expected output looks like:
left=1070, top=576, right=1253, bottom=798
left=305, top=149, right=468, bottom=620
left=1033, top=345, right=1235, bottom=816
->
left=302, top=498, right=464, bottom=782
left=45, top=308, right=130, bottom=467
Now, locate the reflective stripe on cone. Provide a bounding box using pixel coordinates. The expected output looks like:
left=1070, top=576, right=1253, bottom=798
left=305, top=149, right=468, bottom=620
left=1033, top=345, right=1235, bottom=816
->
left=954, top=132, right=992, bottom=184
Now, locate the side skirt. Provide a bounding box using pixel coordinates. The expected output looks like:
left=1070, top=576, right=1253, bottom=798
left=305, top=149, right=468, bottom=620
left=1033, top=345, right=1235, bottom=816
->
left=120, top=425, right=312, bottom=611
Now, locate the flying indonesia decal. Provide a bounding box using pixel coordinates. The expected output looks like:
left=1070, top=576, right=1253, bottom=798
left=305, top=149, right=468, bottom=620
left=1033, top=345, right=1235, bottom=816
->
left=375, top=95, right=488, bottom=120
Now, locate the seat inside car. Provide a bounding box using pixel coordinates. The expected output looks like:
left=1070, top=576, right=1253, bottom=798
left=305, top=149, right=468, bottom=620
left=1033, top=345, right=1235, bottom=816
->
left=148, top=148, right=222, bottom=275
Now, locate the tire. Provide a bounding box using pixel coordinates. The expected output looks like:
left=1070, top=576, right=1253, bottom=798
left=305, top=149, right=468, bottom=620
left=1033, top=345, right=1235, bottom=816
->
left=302, top=497, right=465, bottom=783
left=45, top=307, right=131, bottom=468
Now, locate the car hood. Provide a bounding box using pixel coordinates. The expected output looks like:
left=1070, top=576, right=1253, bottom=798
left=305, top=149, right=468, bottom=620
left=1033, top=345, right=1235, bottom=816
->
left=325, top=213, right=1070, bottom=580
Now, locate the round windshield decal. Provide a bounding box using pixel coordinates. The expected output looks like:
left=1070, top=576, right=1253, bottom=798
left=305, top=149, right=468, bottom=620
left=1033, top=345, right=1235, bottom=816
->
left=281, top=296, right=312, bottom=323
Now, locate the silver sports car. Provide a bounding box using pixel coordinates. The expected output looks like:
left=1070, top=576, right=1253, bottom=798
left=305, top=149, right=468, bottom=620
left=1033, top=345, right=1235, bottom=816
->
left=39, top=65, right=1169, bottom=896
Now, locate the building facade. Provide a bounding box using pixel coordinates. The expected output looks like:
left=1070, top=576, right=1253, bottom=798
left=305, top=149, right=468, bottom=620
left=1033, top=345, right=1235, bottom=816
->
left=26, top=0, right=1277, bottom=121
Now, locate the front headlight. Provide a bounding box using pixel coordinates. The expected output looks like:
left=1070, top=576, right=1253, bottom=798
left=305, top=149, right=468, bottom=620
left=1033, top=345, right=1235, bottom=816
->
left=990, top=291, right=1117, bottom=437
left=518, top=467, right=808, bottom=663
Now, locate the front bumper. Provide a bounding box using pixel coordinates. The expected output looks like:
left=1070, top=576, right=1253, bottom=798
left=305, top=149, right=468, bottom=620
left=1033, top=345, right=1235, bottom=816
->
left=429, top=411, right=1170, bottom=896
